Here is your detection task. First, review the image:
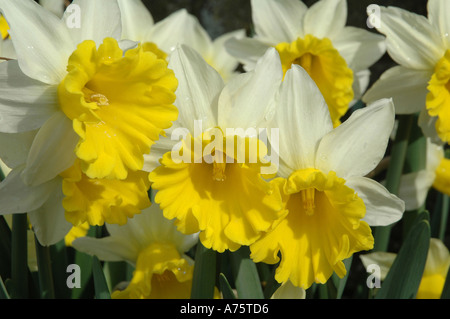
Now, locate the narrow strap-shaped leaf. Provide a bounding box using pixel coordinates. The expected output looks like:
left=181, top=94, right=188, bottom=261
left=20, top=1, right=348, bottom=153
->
left=34, top=236, right=55, bottom=299
left=372, top=114, right=414, bottom=252
left=230, top=246, right=264, bottom=299
left=0, top=276, right=10, bottom=299
left=441, top=265, right=450, bottom=299
left=92, top=256, right=111, bottom=299
left=375, top=212, right=430, bottom=299
left=190, top=242, right=217, bottom=299
left=334, top=256, right=353, bottom=299
left=0, top=216, right=11, bottom=281
left=11, top=214, right=28, bottom=299
left=219, top=273, right=236, bottom=299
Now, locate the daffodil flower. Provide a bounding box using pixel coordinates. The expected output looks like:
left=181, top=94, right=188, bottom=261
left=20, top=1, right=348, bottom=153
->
left=0, top=0, right=177, bottom=245
left=360, top=238, right=450, bottom=299
left=226, top=0, right=386, bottom=126
left=0, top=15, right=15, bottom=61
left=397, top=138, right=450, bottom=211
left=249, top=65, right=405, bottom=290
left=363, top=0, right=450, bottom=144
left=148, top=45, right=285, bottom=253
left=72, top=203, right=199, bottom=299
left=118, top=0, right=244, bottom=81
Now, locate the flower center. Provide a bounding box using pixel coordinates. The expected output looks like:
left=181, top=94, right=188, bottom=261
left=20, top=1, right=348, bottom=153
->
left=427, top=50, right=450, bottom=143
left=300, top=187, right=316, bottom=215
left=250, top=168, right=373, bottom=289
left=275, top=34, right=354, bottom=126
left=58, top=38, right=178, bottom=180
left=150, top=133, right=284, bottom=253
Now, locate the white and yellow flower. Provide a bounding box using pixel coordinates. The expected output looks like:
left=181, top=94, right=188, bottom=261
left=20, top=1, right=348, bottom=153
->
left=249, top=65, right=405, bottom=289
left=0, top=0, right=178, bottom=245
left=72, top=203, right=199, bottom=299
left=363, top=0, right=450, bottom=144
left=148, top=45, right=285, bottom=253
left=397, top=138, right=450, bottom=211
left=118, top=0, right=244, bottom=82
left=225, top=0, right=386, bottom=126
left=360, top=238, right=450, bottom=299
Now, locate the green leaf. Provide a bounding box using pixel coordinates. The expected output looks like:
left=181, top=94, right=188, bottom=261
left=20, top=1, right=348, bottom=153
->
left=11, top=214, right=29, bottom=299
left=34, top=237, right=55, bottom=299
left=440, top=265, right=450, bottom=299
left=0, top=276, right=10, bottom=299
left=0, top=216, right=12, bottom=281
left=375, top=213, right=430, bottom=299
left=230, top=246, right=264, bottom=299
left=219, top=273, right=236, bottom=299
left=92, top=256, right=111, bottom=299
left=333, top=256, right=353, bottom=299
left=373, top=114, right=414, bottom=252
left=190, top=242, right=217, bottom=299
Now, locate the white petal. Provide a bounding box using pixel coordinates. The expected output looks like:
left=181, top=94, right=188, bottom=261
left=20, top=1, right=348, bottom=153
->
left=333, top=26, right=386, bottom=72
left=143, top=131, right=178, bottom=173
left=0, top=166, right=58, bottom=215
left=218, top=47, right=283, bottom=130
left=169, top=44, right=223, bottom=133
left=28, top=178, right=72, bottom=246
left=359, top=252, right=397, bottom=281
left=427, top=0, right=450, bottom=48
left=63, top=0, right=122, bottom=46
left=146, top=9, right=211, bottom=55
left=376, top=6, right=444, bottom=70
left=351, top=69, right=371, bottom=106
left=21, top=111, right=78, bottom=186
left=0, top=130, right=37, bottom=169
left=362, top=66, right=431, bottom=114
left=224, top=37, right=272, bottom=71
left=72, top=236, right=139, bottom=264
left=397, top=170, right=435, bottom=211
left=346, top=176, right=405, bottom=227
left=418, top=108, right=443, bottom=145
left=303, top=0, right=347, bottom=40
left=250, top=0, right=307, bottom=43
left=39, top=0, right=65, bottom=18
left=316, top=99, right=395, bottom=179
left=0, top=60, right=58, bottom=133
left=0, top=0, right=73, bottom=84
left=0, top=38, right=16, bottom=60
left=271, top=280, right=306, bottom=299
left=117, top=0, right=154, bottom=41
left=209, top=29, right=246, bottom=80
left=425, top=238, right=450, bottom=275
left=272, top=64, right=332, bottom=176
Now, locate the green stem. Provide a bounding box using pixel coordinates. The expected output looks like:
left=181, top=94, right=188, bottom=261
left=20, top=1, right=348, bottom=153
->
left=372, top=114, right=414, bottom=252
left=190, top=242, right=217, bottom=299
left=402, top=117, right=427, bottom=239
left=34, top=237, right=55, bottom=299
left=11, top=214, right=28, bottom=299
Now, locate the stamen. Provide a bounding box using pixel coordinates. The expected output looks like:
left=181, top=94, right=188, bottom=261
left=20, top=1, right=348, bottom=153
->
left=301, top=188, right=316, bottom=216
left=213, top=162, right=226, bottom=182
left=83, top=87, right=109, bottom=106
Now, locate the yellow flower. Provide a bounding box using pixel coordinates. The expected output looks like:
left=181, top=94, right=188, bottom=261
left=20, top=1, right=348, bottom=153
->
left=363, top=0, right=450, bottom=144
left=360, top=238, right=450, bottom=299
left=249, top=66, right=404, bottom=289
left=72, top=204, right=199, bottom=299
left=148, top=45, right=285, bottom=253
left=117, top=0, right=244, bottom=82
left=0, top=0, right=177, bottom=245
left=226, top=0, right=386, bottom=126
